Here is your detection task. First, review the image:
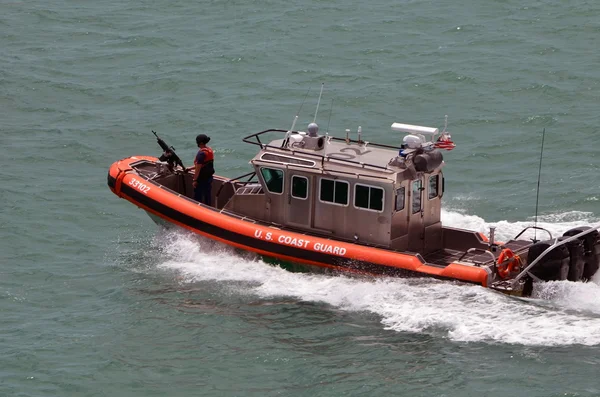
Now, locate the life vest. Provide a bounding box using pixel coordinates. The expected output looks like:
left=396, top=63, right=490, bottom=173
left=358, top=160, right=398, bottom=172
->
left=197, top=147, right=215, bottom=180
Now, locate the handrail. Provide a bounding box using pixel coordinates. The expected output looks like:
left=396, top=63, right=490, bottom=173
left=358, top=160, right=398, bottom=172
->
left=243, top=129, right=404, bottom=151
left=242, top=129, right=399, bottom=172
left=513, top=226, right=553, bottom=241
left=458, top=248, right=496, bottom=264
left=511, top=223, right=600, bottom=287
left=215, top=171, right=258, bottom=200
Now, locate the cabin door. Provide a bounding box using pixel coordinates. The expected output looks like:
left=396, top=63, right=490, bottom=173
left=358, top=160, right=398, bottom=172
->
left=286, top=174, right=312, bottom=228
left=407, top=178, right=425, bottom=253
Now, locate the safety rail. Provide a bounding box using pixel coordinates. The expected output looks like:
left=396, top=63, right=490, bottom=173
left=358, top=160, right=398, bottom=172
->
left=214, top=171, right=258, bottom=201
left=242, top=129, right=401, bottom=172
left=511, top=223, right=600, bottom=287
left=458, top=248, right=496, bottom=264
left=512, top=226, right=553, bottom=241
left=236, top=185, right=264, bottom=195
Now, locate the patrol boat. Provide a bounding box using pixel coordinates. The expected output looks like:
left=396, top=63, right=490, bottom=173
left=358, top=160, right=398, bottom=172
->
left=107, top=119, right=600, bottom=297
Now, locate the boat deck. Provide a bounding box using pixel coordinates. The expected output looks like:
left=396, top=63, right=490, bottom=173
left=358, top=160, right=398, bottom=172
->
left=424, top=239, right=533, bottom=267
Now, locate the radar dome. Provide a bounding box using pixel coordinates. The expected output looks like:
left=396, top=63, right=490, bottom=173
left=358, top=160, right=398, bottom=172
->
left=307, top=123, right=319, bottom=137
left=403, top=134, right=422, bottom=149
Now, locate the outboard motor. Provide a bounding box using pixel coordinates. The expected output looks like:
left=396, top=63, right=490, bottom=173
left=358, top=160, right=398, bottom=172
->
left=526, top=240, right=570, bottom=281
left=563, top=227, right=600, bottom=281
left=556, top=236, right=585, bottom=282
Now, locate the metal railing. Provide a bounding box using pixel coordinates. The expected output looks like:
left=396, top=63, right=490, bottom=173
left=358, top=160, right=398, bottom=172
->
left=511, top=223, right=600, bottom=287
left=458, top=248, right=496, bottom=264
left=242, top=129, right=400, bottom=172
left=214, top=171, right=258, bottom=201
left=512, top=225, right=553, bottom=241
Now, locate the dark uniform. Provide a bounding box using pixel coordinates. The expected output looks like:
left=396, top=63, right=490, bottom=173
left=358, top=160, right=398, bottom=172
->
left=193, top=134, right=215, bottom=205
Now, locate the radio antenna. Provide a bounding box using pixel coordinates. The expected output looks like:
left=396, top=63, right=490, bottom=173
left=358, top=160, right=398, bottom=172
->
left=325, top=98, right=334, bottom=135
left=533, top=128, right=546, bottom=243
left=313, top=83, right=324, bottom=123
left=282, top=87, right=311, bottom=148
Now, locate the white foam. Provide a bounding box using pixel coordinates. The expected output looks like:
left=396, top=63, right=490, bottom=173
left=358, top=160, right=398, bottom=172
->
left=442, top=209, right=597, bottom=242
left=153, top=211, right=600, bottom=346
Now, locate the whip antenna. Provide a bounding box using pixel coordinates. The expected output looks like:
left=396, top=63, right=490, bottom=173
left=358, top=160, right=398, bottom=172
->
left=533, top=128, right=546, bottom=243
left=326, top=98, right=334, bottom=135
left=313, top=83, right=324, bottom=123
left=282, top=87, right=311, bottom=148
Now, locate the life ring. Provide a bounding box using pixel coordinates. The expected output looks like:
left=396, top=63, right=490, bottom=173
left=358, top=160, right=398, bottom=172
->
left=497, top=248, right=521, bottom=279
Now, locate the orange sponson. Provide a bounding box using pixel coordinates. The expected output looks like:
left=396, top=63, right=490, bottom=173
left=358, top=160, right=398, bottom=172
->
left=110, top=157, right=490, bottom=287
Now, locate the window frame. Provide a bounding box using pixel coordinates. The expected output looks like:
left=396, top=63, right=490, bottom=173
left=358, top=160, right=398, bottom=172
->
left=412, top=179, right=423, bottom=214
left=259, top=167, right=285, bottom=195
left=291, top=175, right=309, bottom=200
left=395, top=186, right=406, bottom=212
left=428, top=174, right=439, bottom=200
left=318, top=178, right=350, bottom=207
left=353, top=183, right=385, bottom=213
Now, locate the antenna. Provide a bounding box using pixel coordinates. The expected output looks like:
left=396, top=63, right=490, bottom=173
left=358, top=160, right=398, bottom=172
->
left=326, top=98, right=334, bottom=135
left=282, top=87, right=311, bottom=148
left=313, top=83, right=324, bottom=123
left=533, top=128, right=546, bottom=243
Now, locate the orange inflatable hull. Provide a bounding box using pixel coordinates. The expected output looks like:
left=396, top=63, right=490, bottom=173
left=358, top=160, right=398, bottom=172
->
left=108, top=156, right=491, bottom=287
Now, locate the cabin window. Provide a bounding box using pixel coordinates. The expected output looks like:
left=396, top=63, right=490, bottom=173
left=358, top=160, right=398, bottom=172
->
left=320, top=178, right=349, bottom=206
left=291, top=176, right=308, bottom=199
left=412, top=179, right=422, bottom=214
left=354, top=184, right=384, bottom=212
left=428, top=175, right=439, bottom=199
left=260, top=167, right=284, bottom=194
left=395, top=187, right=405, bottom=212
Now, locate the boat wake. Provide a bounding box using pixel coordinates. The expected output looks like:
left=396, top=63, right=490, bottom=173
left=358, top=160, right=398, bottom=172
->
left=153, top=209, right=600, bottom=346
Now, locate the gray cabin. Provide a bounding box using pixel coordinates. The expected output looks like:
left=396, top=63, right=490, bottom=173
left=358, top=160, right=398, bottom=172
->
left=220, top=122, right=449, bottom=254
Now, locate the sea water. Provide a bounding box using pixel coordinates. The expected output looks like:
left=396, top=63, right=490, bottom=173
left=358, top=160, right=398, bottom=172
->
left=2, top=0, right=600, bottom=396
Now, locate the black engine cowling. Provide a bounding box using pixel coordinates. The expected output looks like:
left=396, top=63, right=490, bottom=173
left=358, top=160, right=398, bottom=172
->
left=557, top=236, right=585, bottom=282
left=563, top=227, right=600, bottom=281
left=526, top=240, right=570, bottom=281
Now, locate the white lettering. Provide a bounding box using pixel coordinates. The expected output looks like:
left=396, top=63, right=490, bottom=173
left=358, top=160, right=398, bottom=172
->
left=254, top=230, right=263, bottom=238
left=128, top=177, right=150, bottom=195
left=312, top=242, right=346, bottom=257
left=265, top=232, right=272, bottom=241
left=275, top=234, right=314, bottom=248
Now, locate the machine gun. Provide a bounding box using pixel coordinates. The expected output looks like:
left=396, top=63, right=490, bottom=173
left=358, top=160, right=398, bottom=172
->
left=152, top=130, right=185, bottom=170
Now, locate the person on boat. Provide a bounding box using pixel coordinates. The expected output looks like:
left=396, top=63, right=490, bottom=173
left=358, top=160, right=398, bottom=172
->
left=192, top=134, right=215, bottom=205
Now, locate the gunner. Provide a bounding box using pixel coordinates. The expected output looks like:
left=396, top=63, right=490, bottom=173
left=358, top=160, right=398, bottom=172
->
left=192, top=134, right=215, bottom=205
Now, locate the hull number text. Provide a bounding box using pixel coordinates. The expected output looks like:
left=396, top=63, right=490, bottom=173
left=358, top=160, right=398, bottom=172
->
left=129, top=177, right=151, bottom=194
